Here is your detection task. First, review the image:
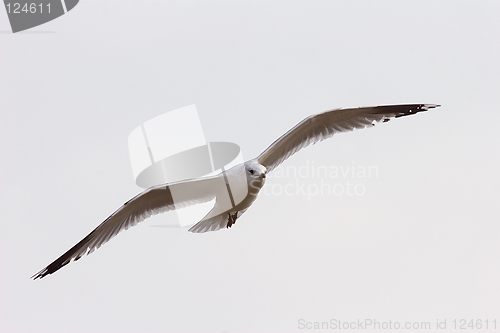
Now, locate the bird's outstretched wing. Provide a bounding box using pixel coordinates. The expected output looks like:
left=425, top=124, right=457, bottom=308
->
left=256, top=104, right=440, bottom=172
left=32, top=175, right=221, bottom=279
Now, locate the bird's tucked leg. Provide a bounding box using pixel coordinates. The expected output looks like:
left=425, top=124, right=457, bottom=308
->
left=227, top=212, right=239, bottom=228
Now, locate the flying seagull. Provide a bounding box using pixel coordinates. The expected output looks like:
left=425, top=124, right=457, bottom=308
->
left=32, top=104, right=439, bottom=279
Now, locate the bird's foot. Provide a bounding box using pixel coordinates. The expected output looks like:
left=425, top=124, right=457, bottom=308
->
left=227, top=212, right=238, bottom=228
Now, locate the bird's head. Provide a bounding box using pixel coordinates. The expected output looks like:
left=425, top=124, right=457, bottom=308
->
left=244, top=161, right=267, bottom=194
left=244, top=161, right=267, bottom=180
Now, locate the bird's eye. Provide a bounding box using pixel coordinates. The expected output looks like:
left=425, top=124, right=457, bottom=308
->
left=249, top=169, right=254, bottom=175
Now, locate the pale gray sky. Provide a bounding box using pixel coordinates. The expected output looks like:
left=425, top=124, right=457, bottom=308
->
left=1, top=1, right=499, bottom=332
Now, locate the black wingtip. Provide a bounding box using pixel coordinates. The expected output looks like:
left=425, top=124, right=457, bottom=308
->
left=31, top=268, right=53, bottom=280
left=372, top=103, right=440, bottom=119
left=31, top=269, right=48, bottom=280
left=31, top=257, right=73, bottom=280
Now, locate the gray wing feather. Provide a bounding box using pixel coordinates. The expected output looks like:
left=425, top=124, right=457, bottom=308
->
left=257, top=104, right=439, bottom=172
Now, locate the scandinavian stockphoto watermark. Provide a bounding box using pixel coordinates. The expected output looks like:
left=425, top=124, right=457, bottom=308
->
left=297, top=318, right=498, bottom=330
left=128, top=105, right=244, bottom=227
left=262, top=161, right=379, bottom=199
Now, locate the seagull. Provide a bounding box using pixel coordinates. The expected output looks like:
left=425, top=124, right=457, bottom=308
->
left=32, top=104, right=439, bottom=279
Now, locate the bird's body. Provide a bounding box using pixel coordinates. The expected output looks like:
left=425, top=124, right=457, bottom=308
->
left=33, top=104, right=439, bottom=279
left=186, top=161, right=266, bottom=233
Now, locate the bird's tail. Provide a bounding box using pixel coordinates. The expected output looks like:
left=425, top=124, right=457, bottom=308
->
left=188, top=213, right=228, bottom=233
